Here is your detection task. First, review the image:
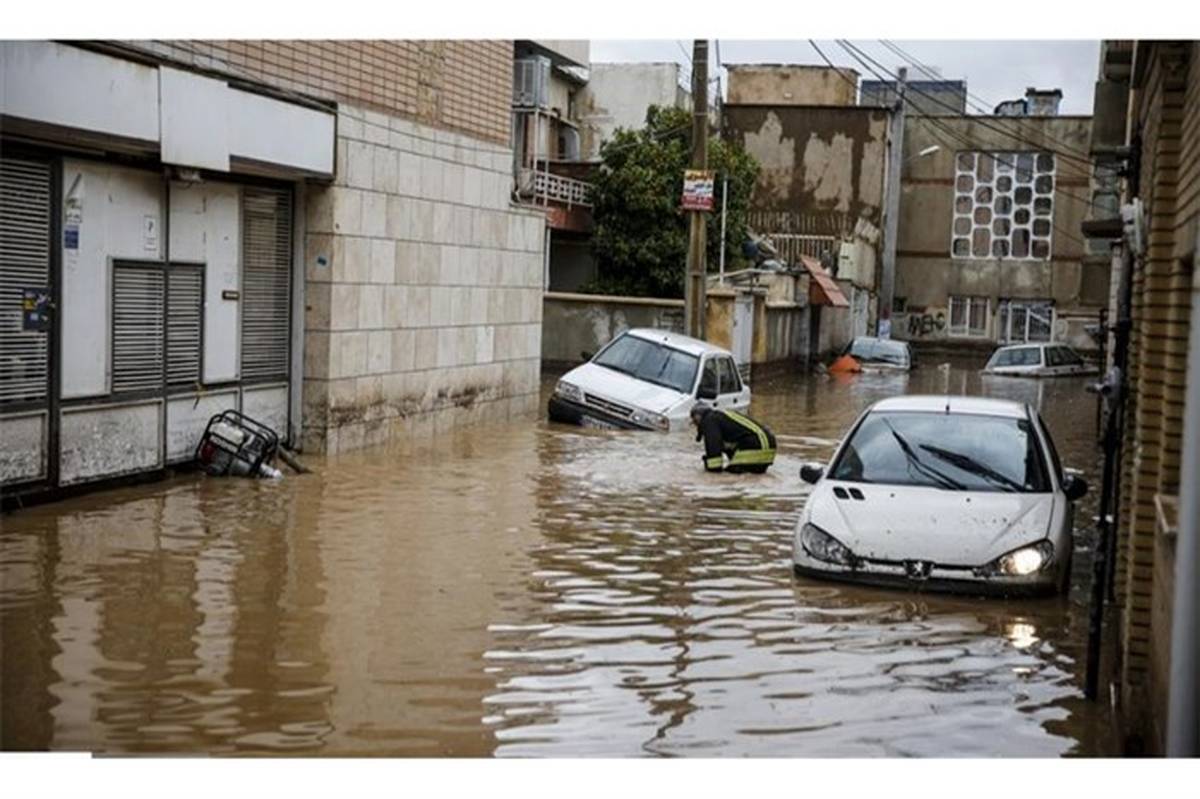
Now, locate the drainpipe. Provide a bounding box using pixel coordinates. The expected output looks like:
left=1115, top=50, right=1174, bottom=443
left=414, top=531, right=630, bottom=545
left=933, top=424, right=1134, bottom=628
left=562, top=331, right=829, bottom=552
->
left=1166, top=236, right=1200, bottom=756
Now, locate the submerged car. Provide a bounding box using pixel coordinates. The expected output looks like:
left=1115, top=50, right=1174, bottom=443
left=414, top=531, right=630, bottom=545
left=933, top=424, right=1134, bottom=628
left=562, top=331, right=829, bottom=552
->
left=983, top=343, right=1097, bottom=377
left=793, top=395, right=1087, bottom=596
left=837, top=337, right=914, bottom=371
left=548, top=328, right=750, bottom=432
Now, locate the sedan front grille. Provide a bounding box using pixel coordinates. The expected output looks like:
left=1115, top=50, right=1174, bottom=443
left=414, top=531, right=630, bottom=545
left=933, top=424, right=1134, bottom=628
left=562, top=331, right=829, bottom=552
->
left=584, top=393, right=634, bottom=419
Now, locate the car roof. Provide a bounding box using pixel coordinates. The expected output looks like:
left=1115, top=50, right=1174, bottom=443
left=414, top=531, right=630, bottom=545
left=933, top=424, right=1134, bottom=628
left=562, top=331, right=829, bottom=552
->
left=625, top=328, right=731, bottom=357
left=868, top=395, right=1029, bottom=419
left=992, top=342, right=1073, bottom=352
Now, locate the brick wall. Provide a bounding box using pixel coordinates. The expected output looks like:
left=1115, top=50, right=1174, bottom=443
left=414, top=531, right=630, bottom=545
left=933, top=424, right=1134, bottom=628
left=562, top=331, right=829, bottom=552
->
left=1116, top=41, right=1197, bottom=752
left=129, top=40, right=513, bottom=145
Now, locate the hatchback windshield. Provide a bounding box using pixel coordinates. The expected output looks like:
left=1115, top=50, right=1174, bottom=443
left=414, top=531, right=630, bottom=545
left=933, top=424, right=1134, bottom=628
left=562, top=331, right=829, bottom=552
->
left=847, top=337, right=910, bottom=366
left=593, top=334, right=699, bottom=394
left=830, top=411, right=1050, bottom=492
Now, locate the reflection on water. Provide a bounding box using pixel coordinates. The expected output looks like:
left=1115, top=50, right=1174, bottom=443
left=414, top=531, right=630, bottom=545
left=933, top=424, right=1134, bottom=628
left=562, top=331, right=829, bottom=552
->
left=0, top=360, right=1113, bottom=755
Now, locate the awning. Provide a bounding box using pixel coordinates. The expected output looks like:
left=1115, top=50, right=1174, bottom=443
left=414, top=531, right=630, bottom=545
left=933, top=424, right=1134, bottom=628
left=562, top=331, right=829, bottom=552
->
left=800, top=255, right=850, bottom=307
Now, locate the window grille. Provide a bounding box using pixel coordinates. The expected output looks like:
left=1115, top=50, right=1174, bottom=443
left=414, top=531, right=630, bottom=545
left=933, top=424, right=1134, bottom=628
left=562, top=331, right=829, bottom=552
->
left=952, top=151, right=1055, bottom=260
left=948, top=295, right=990, bottom=338
left=111, top=263, right=165, bottom=393
left=167, top=265, right=203, bottom=385
left=240, top=187, right=292, bottom=381
left=0, top=157, right=51, bottom=404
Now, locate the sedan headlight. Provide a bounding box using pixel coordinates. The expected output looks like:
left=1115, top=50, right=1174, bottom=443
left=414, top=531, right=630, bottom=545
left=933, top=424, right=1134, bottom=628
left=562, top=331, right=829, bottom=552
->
left=800, top=523, right=856, bottom=566
left=630, top=409, right=670, bottom=432
left=987, top=540, right=1055, bottom=577
left=555, top=380, right=583, bottom=403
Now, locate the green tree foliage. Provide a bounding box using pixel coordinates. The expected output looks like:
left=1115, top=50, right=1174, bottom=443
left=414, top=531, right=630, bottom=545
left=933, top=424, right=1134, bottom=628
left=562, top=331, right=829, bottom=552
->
left=586, top=105, right=759, bottom=298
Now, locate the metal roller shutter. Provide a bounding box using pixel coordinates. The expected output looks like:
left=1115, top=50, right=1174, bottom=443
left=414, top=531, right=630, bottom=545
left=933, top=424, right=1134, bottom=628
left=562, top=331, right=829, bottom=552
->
left=111, top=263, right=165, bottom=393
left=0, top=157, right=52, bottom=404
left=167, top=266, right=203, bottom=385
left=241, top=187, right=292, bottom=381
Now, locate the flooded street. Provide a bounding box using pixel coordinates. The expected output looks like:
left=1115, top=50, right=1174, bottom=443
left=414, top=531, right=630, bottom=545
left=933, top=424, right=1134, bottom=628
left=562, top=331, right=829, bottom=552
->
left=1, top=362, right=1116, bottom=756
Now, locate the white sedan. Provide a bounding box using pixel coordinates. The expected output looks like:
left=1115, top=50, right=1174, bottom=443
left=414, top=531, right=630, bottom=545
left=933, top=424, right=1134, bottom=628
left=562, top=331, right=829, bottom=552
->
left=983, top=343, right=1097, bottom=377
left=792, top=395, right=1087, bottom=596
left=548, top=329, right=750, bottom=432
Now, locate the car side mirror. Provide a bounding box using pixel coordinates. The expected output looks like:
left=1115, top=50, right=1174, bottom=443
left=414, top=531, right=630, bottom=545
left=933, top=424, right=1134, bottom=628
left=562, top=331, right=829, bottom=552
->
left=580, top=350, right=594, bottom=361
left=1063, top=474, right=1088, bottom=501
left=800, top=463, right=824, bottom=484
left=697, top=385, right=718, bottom=401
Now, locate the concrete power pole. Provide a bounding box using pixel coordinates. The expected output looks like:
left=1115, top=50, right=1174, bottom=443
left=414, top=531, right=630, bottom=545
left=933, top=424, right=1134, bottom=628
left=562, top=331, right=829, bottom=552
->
left=685, top=39, right=709, bottom=340
left=878, top=66, right=907, bottom=338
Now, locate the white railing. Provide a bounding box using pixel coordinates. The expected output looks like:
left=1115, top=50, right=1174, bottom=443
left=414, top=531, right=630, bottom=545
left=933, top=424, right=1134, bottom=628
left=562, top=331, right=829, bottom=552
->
left=518, top=168, right=591, bottom=207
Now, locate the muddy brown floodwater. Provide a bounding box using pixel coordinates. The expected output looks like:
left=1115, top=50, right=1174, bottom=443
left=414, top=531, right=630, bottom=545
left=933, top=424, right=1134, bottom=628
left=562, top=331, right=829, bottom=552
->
left=1, top=362, right=1117, bottom=756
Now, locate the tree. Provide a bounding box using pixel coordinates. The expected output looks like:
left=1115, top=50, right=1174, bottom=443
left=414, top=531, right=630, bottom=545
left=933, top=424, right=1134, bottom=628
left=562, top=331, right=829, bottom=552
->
left=586, top=105, right=759, bottom=298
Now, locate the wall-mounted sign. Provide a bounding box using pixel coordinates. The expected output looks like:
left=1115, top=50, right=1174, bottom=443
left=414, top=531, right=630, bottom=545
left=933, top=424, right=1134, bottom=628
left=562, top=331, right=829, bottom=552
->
left=143, top=214, right=159, bottom=252
left=22, top=288, right=51, bottom=332
left=681, top=169, right=715, bottom=212
left=221, top=290, right=240, bottom=301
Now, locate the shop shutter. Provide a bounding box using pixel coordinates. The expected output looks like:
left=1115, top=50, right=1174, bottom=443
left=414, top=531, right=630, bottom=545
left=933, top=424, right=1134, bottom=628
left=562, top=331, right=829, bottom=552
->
left=240, top=187, right=292, bottom=381
left=0, top=157, right=52, bottom=404
left=111, top=263, right=165, bottom=393
left=167, top=265, right=203, bottom=385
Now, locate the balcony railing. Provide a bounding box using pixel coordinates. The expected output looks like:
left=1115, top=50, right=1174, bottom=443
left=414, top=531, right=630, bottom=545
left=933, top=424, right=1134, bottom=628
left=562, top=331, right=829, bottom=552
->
left=518, top=168, right=591, bottom=207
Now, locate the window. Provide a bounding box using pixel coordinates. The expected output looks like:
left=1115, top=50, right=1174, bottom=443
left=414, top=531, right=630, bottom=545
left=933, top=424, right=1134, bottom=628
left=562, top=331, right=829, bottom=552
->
left=948, top=296, right=989, bottom=338
left=698, top=358, right=719, bottom=396
left=717, top=357, right=741, bottom=395
left=241, top=187, right=293, bottom=382
left=1046, top=346, right=1083, bottom=367
left=989, top=346, right=1042, bottom=368
left=593, top=333, right=700, bottom=395
left=953, top=151, right=1055, bottom=260
left=0, top=156, right=51, bottom=405
left=998, top=300, right=1054, bottom=343
left=112, top=262, right=204, bottom=394
left=830, top=411, right=1050, bottom=493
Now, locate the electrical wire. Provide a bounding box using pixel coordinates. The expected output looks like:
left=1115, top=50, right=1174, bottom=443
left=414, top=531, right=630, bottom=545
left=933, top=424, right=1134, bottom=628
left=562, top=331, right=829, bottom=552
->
left=837, top=39, right=1093, bottom=166
left=808, top=39, right=1090, bottom=249
left=877, top=39, right=1092, bottom=159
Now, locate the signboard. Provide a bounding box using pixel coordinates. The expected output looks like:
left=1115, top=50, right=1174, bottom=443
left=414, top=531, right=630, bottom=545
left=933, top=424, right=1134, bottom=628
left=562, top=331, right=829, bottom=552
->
left=22, top=288, right=51, bottom=332
left=681, top=170, right=715, bottom=212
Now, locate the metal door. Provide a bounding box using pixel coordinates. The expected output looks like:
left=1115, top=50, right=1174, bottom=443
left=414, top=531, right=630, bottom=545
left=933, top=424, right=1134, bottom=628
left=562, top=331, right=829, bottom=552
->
left=732, top=293, right=753, bottom=378
left=0, top=155, right=57, bottom=490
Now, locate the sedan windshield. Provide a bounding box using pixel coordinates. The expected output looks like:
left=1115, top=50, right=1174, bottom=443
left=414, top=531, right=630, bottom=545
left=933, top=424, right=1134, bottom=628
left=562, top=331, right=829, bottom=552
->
left=593, top=334, right=699, bottom=394
left=830, top=411, right=1050, bottom=492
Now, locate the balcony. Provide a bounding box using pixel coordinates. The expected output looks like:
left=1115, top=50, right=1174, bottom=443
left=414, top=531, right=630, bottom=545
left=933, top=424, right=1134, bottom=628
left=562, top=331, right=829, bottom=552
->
left=516, top=167, right=593, bottom=233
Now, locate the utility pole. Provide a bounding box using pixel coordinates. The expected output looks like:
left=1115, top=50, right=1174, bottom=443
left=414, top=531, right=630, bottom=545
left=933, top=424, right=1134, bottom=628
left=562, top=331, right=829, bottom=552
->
left=878, top=66, right=906, bottom=339
left=685, top=39, right=709, bottom=340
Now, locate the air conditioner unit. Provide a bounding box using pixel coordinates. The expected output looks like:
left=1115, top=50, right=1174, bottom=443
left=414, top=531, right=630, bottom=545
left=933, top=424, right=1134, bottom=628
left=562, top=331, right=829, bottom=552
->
left=513, top=57, right=551, bottom=108
left=1121, top=198, right=1146, bottom=257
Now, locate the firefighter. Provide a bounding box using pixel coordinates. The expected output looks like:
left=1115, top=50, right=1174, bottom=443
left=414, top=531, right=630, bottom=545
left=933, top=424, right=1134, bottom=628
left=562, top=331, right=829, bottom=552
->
left=690, top=404, right=777, bottom=474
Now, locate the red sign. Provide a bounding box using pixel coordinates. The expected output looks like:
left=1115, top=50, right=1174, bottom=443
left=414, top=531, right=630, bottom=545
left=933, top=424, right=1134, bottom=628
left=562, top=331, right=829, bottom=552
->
left=681, top=169, right=715, bottom=212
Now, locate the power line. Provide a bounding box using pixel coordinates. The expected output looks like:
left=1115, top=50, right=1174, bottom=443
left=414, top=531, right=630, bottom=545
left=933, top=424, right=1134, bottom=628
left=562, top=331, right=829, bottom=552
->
left=838, top=39, right=1093, bottom=167
left=812, top=39, right=1090, bottom=249
left=877, top=39, right=1092, bottom=159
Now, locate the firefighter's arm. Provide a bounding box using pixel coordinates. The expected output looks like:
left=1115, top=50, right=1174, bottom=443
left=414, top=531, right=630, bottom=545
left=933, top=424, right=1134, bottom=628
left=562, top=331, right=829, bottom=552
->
left=702, top=415, right=725, bottom=472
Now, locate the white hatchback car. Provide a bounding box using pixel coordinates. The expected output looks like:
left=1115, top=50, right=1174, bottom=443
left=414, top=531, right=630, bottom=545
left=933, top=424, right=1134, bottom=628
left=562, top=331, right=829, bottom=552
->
left=793, top=395, right=1087, bottom=596
left=983, top=343, right=1097, bottom=377
left=548, top=329, right=750, bottom=432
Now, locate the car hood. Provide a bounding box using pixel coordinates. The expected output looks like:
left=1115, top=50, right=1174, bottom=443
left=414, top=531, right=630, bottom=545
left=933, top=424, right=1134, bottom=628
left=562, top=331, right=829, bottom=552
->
left=562, top=362, right=690, bottom=415
left=807, top=482, right=1055, bottom=566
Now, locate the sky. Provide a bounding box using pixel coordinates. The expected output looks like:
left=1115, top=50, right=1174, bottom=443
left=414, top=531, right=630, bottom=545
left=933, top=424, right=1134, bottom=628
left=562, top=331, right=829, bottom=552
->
left=590, top=40, right=1101, bottom=116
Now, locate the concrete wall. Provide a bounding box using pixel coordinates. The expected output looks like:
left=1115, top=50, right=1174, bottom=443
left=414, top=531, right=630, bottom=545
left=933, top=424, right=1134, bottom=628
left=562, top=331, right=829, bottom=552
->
left=579, top=63, right=688, bottom=158
left=301, top=104, right=546, bottom=454
left=541, top=292, right=684, bottom=366
left=727, top=65, right=858, bottom=106
left=892, top=113, right=1103, bottom=350
left=723, top=105, right=889, bottom=238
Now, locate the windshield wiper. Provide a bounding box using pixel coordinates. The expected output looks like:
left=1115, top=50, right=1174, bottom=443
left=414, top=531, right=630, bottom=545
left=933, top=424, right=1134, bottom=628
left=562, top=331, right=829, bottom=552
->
left=883, top=421, right=966, bottom=491
left=918, top=444, right=1025, bottom=492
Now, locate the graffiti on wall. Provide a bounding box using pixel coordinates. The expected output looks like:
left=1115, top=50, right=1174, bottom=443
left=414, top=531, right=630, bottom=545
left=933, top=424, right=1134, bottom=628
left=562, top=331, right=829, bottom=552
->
left=902, top=308, right=947, bottom=339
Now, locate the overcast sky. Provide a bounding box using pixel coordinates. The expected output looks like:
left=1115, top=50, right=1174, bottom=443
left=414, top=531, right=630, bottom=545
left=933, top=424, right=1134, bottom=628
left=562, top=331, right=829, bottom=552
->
left=590, top=40, right=1101, bottom=115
